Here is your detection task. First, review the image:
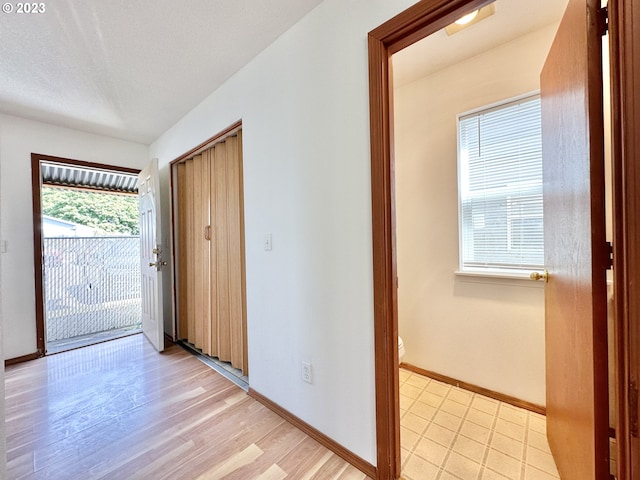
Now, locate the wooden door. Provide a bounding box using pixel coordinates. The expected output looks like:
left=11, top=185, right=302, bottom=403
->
left=609, top=0, right=640, bottom=476
left=540, top=0, right=609, bottom=478
left=139, top=158, right=165, bottom=352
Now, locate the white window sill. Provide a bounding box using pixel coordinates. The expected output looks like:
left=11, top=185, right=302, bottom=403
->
left=454, top=269, right=545, bottom=287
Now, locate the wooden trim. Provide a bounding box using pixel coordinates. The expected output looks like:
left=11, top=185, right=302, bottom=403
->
left=30, top=153, right=142, bottom=357
left=5, top=352, right=39, bottom=366
left=41, top=183, right=139, bottom=196
left=401, top=363, right=546, bottom=416
left=369, top=0, right=492, bottom=55
left=32, top=153, right=140, bottom=174
left=30, top=154, right=46, bottom=357
left=169, top=160, right=179, bottom=342
left=609, top=1, right=640, bottom=478
left=248, top=388, right=377, bottom=479
left=368, top=1, right=492, bottom=478
left=169, top=120, right=242, bottom=166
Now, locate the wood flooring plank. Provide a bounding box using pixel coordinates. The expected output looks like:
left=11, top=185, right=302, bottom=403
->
left=336, top=464, right=368, bottom=480
left=5, top=335, right=372, bottom=480
left=223, top=421, right=307, bottom=479
left=277, top=437, right=335, bottom=479
left=30, top=383, right=248, bottom=478
left=310, top=453, right=351, bottom=480
left=7, top=344, right=235, bottom=465
left=195, top=443, right=264, bottom=479
left=256, top=464, right=288, bottom=480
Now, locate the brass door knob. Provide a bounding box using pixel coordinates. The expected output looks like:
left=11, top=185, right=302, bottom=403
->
left=529, top=270, right=549, bottom=282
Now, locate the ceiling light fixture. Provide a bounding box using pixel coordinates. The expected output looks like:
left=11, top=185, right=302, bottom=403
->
left=445, top=3, right=496, bottom=36
left=455, top=10, right=479, bottom=25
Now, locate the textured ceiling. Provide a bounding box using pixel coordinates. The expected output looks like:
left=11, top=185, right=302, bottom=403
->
left=393, top=0, right=569, bottom=88
left=0, top=0, right=323, bottom=144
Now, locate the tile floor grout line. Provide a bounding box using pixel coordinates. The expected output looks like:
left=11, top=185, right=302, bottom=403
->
left=436, top=385, right=475, bottom=480
left=429, top=379, right=451, bottom=480
left=400, top=373, right=432, bottom=475
left=520, top=411, right=530, bottom=480
left=400, top=370, right=560, bottom=480
left=477, top=397, right=501, bottom=480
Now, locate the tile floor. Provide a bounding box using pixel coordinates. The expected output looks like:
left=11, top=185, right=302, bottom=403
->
left=400, top=369, right=560, bottom=480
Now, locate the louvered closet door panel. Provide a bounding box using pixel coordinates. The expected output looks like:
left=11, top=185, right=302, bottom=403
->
left=226, top=135, right=246, bottom=373
left=213, top=142, right=231, bottom=361
left=185, top=160, right=196, bottom=343
left=208, top=147, right=219, bottom=358
left=192, top=154, right=206, bottom=350
left=199, top=149, right=212, bottom=355
left=176, top=163, right=188, bottom=340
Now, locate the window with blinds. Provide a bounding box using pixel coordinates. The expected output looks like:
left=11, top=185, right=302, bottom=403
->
left=458, top=94, right=543, bottom=273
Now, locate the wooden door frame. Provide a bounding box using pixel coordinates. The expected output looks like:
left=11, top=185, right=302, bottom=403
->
left=368, top=0, right=638, bottom=478
left=367, top=1, right=494, bottom=477
left=29, top=154, right=140, bottom=359
left=610, top=0, right=640, bottom=478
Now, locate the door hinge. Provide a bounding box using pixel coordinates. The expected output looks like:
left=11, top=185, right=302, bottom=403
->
left=606, top=242, right=613, bottom=270
left=630, top=379, right=639, bottom=438
left=598, top=6, right=609, bottom=36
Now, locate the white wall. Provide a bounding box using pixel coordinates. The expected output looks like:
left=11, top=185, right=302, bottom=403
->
left=0, top=130, right=6, bottom=479
left=151, top=0, right=418, bottom=464
left=0, top=113, right=149, bottom=359
left=394, top=25, right=558, bottom=406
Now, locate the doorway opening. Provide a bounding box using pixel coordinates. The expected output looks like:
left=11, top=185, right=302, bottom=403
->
left=391, top=1, right=563, bottom=478
left=32, top=154, right=142, bottom=355
left=368, top=0, right=624, bottom=479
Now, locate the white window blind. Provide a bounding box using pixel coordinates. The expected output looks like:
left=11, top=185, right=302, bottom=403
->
left=458, top=95, right=543, bottom=272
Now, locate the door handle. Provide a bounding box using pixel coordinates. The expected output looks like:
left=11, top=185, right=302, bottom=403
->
left=529, top=269, right=549, bottom=282
left=149, top=261, right=167, bottom=268
left=204, top=225, right=212, bottom=241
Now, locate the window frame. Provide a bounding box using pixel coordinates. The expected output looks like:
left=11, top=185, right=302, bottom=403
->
left=455, top=91, right=544, bottom=279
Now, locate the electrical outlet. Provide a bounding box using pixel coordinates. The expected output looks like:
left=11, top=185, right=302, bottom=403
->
left=302, top=361, right=312, bottom=384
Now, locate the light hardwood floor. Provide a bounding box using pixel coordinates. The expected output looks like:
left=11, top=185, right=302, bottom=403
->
left=5, top=334, right=370, bottom=480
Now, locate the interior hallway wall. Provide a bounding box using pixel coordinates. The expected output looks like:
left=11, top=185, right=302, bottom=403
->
left=0, top=130, right=6, bottom=478
left=393, top=25, right=558, bottom=406
left=0, top=113, right=149, bottom=360
left=150, top=0, right=418, bottom=465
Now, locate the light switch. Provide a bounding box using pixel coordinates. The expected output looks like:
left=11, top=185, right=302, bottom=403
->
left=264, top=233, right=272, bottom=251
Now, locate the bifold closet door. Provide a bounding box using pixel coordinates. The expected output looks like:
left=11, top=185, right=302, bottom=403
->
left=176, top=131, right=246, bottom=375
left=210, top=133, right=247, bottom=374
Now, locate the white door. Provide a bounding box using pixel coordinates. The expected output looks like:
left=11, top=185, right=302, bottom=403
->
left=139, top=158, right=165, bottom=352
